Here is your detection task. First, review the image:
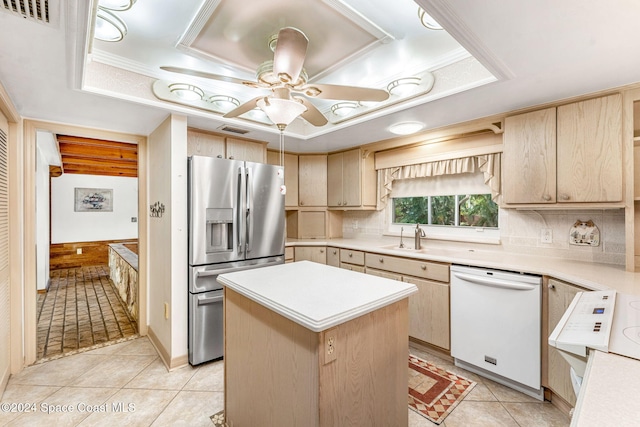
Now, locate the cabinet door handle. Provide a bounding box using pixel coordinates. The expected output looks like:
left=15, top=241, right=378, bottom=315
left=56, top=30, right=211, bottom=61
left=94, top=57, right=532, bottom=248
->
left=543, top=195, right=551, bottom=201
left=379, top=258, right=384, bottom=263
left=333, top=250, right=337, bottom=255
left=559, top=194, right=570, bottom=201
left=421, top=265, right=427, bottom=270
left=300, top=201, right=304, bottom=206
left=349, top=253, right=353, bottom=257
left=320, top=249, right=324, bottom=253
left=548, top=283, right=556, bottom=290
left=217, top=155, right=223, bottom=158
left=229, top=156, right=234, bottom=159
left=343, top=200, right=347, bottom=205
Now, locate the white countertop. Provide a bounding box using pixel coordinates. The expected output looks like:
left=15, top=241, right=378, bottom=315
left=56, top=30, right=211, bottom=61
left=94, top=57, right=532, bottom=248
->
left=217, top=260, right=417, bottom=332
left=287, top=237, right=640, bottom=295
left=572, top=350, right=640, bottom=426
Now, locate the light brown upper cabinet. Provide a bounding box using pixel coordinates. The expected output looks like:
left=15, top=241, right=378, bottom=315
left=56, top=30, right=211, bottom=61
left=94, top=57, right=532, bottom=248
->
left=556, top=94, right=622, bottom=203
left=298, top=154, right=327, bottom=207
left=226, top=137, right=267, bottom=163
left=502, top=94, right=622, bottom=205
left=267, top=151, right=299, bottom=208
left=187, top=129, right=267, bottom=163
left=327, top=148, right=376, bottom=209
left=503, top=107, right=557, bottom=204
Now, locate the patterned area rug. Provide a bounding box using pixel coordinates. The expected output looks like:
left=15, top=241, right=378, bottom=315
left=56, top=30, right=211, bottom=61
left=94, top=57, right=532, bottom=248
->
left=211, top=355, right=476, bottom=426
left=409, top=354, right=476, bottom=424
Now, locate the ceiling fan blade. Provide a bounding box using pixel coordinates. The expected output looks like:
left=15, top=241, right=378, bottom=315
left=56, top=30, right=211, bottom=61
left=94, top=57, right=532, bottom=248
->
left=223, top=97, right=263, bottom=118
left=272, top=27, right=308, bottom=84
left=300, top=83, right=389, bottom=102
left=297, top=98, right=328, bottom=127
left=160, top=66, right=258, bottom=87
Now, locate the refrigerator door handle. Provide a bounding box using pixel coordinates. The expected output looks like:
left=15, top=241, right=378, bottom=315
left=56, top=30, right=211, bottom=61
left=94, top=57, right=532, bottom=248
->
left=237, top=166, right=245, bottom=255
left=246, top=167, right=253, bottom=254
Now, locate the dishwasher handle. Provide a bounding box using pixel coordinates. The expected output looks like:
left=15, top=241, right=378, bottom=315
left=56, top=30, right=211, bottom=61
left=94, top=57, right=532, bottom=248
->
left=452, top=271, right=537, bottom=291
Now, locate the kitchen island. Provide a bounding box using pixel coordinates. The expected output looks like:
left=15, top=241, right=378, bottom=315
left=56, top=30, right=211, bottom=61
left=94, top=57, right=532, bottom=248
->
left=217, top=260, right=417, bottom=427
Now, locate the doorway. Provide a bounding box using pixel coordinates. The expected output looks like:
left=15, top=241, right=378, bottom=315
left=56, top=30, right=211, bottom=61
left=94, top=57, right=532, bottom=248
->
left=23, top=120, right=148, bottom=366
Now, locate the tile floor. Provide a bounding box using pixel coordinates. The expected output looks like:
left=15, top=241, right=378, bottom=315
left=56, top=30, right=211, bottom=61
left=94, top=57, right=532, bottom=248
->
left=36, top=266, right=138, bottom=360
left=0, top=336, right=571, bottom=426
left=409, top=343, right=571, bottom=427
left=1, top=337, right=223, bottom=426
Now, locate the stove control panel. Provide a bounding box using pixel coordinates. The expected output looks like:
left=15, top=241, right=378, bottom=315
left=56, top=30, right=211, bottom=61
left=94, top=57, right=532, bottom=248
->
left=549, top=290, right=616, bottom=357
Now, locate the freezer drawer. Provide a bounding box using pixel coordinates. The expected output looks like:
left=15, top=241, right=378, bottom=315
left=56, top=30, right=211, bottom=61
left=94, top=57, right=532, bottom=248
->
left=189, top=289, right=223, bottom=365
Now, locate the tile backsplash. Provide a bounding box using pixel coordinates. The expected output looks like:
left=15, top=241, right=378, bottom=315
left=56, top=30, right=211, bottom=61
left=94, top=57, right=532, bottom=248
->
left=342, top=208, right=626, bottom=265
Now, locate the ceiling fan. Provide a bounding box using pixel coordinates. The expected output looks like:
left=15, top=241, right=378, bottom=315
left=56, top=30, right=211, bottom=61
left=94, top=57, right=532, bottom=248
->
left=161, top=27, right=390, bottom=130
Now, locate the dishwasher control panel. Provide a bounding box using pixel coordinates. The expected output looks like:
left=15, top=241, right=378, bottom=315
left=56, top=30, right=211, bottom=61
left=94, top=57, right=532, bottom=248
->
left=549, top=290, right=616, bottom=357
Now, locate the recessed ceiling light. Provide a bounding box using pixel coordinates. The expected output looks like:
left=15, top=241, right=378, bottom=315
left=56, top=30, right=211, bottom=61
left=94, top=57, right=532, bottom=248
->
left=209, top=95, right=240, bottom=111
left=387, top=77, right=421, bottom=96
left=169, top=83, right=205, bottom=101
left=418, top=7, right=443, bottom=30
left=331, top=102, right=358, bottom=117
left=98, top=0, right=136, bottom=11
left=95, top=8, right=127, bottom=42
left=389, top=121, right=425, bottom=135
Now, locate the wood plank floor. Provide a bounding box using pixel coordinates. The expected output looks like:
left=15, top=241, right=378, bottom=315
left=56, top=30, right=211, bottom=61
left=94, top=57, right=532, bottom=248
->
left=36, top=265, right=138, bottom=360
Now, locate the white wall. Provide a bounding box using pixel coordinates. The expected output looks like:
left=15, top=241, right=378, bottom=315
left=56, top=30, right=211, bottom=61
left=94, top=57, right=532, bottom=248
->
left=51, top=173, right=138, bottom=243
left=35, top=147, right=50, bottom=291
left=147, top=114, right=188, bottom=366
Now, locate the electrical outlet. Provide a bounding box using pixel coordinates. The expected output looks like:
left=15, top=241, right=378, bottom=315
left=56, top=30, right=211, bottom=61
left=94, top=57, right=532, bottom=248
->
left=324, top=328, right=337, bottom=364
left=76, top=248, right=82, bottom=255
left=541, top=228, right=553, bottom=244
left=164, top=302, right=169, bottom=319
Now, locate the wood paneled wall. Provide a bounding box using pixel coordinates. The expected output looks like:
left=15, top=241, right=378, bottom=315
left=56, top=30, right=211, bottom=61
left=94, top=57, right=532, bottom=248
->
left=50, top=239, right=137, bottom=270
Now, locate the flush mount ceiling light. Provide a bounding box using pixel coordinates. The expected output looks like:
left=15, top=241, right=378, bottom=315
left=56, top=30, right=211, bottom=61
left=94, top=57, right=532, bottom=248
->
left=209, top=95, right=240, bottom=111
left=95, top=7, right=127, bottom=42
left=418, top=7, right=443, bottom=30
left=389, top=121, right=425, bottom=135
left=387, top=77, right=421, bottom=97
left=169, top=83, right=205, bottom=101
left=331, top=102, right=358, bottom=117
left=98, top=0, right=136, bottom=11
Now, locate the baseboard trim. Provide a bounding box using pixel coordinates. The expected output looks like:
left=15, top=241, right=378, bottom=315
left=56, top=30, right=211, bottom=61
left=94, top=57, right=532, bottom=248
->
left=0, top=362, right=10, bottom=397
left=146, top=326, right=188, bottom=371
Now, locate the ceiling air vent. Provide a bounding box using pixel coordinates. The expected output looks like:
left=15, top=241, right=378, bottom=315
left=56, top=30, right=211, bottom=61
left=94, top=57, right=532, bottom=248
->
left=2, top=0, right=50, bottom=23
left=217, top=125, right=249, bottom=135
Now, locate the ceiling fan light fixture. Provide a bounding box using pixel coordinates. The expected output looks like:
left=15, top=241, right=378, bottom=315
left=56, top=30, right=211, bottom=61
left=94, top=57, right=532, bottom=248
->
left=387, top=77, right=421, bottom=97
left=98, top=0, right=136, bottom=11
left=257, top=97, right=307, bottom=130
left=169, top=83, right=205, bottom=101
left=418, top=7, right=443, bottom=30
left=95, top=7, right=127, bottom=42
left=209, top=95, right=240, bottom=111
left=389, top=121, right=425, bottom=135
left=331, top=102, right=358, bottom=117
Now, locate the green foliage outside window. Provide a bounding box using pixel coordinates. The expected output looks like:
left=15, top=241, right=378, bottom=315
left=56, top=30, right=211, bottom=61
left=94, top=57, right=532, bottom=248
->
left=393, top=194, right=498, bottom=228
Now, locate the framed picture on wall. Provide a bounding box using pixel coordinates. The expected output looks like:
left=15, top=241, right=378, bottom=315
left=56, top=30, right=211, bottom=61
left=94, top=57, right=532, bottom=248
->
left=74, top=188, right=113, bottom=212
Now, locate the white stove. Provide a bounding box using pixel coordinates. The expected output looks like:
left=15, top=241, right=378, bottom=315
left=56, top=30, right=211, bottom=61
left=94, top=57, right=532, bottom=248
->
left=549, top=290, right=640, bottom=393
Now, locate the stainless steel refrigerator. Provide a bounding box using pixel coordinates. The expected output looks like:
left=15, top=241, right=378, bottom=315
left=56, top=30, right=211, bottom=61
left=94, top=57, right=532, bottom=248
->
left=188, top=155, right=285, bottom=365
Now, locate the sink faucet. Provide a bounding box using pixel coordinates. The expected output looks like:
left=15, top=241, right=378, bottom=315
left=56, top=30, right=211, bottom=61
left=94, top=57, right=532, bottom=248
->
left=414, top=224, right=426, bottom=250
left=399, top=227, right=405, bottom=248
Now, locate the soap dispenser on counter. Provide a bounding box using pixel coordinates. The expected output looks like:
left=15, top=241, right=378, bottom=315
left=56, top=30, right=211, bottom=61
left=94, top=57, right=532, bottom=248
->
left=414, top=224, right=425, bottom=250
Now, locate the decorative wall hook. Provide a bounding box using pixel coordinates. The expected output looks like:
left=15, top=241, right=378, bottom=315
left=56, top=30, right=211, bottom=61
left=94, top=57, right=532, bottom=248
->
left=150, top=201, right=165, bottom=218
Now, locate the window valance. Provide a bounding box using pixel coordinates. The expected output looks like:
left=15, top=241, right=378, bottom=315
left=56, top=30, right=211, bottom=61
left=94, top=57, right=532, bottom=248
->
left=377, top=153, right=501, bottom=210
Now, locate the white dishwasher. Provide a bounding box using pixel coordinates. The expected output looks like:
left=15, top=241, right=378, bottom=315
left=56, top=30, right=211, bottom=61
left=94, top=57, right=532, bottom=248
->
left=450, top=265, right=543, bottom=399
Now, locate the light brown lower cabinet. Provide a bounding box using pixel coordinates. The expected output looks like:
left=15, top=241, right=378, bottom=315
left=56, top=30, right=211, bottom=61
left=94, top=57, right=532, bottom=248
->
left=364, top=256, right=451, bottom=351
left=294, top=246, right=326, bottom=264
left=546, top=278, right=585, bottom=407
left=402, top=276, right=450, bottom=350
left=326, top=247, right=340, bottom=267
